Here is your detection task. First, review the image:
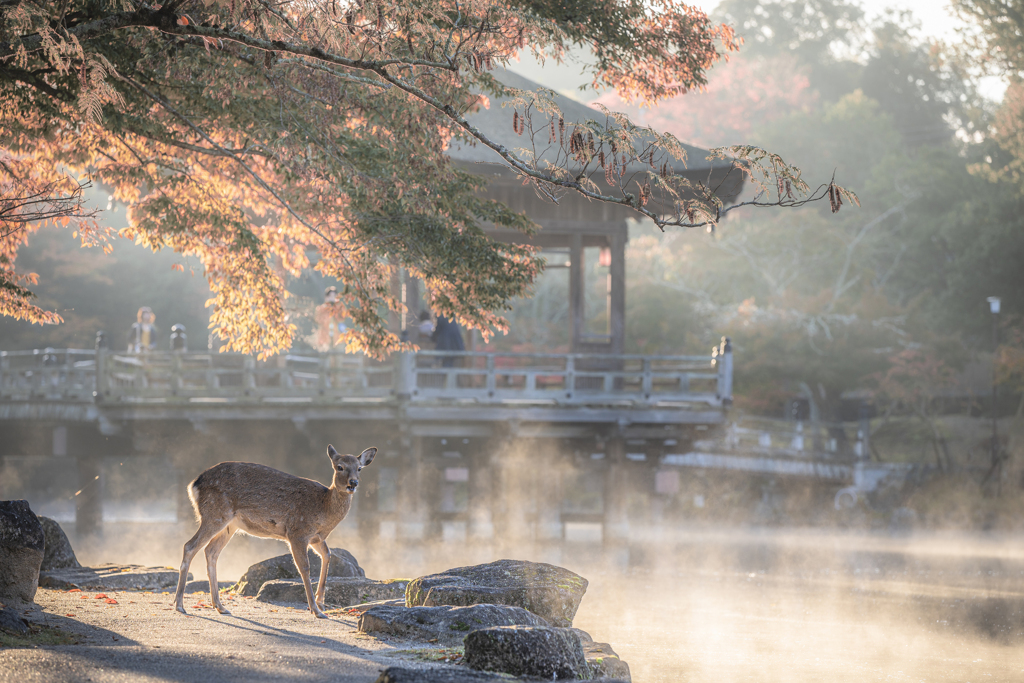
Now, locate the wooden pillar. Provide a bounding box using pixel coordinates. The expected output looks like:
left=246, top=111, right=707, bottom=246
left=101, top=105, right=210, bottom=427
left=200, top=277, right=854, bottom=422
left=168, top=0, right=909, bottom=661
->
left=75, top=454, right=103, bottom=537
left=569, top=233, right=584, bottom=352
left=495, top=438, right=532, bottom=547
left=609, top=230, right=626, bottom=354
left=468, top=445, right=495, bottom=541
left=398, top=436, right=426, bottom=540
left=389, top=267, right=403, bottom=336
left=603, top=438, right=629, bottom=544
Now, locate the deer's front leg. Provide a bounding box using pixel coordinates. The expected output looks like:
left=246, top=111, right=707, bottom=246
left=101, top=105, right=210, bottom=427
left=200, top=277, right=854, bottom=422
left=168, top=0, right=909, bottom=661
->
left=289, top=537, right=328, bottom=618
left=312, top=539, right=331, bottom=611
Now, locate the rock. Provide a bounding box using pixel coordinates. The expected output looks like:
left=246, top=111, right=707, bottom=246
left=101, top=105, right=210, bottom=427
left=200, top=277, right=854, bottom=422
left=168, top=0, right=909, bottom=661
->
left=36, top=516, right=80, bottom=570
left=0, top=606, right=30, bottom=635
left=406, top=559, right=588, bottom=628
left=235, top=548, right=363, bottom=596
left=358, top=603, right=549, bottom=643
left=583, top=640, right=632, bottom=681
left=464, top=625, right=590, bottom=680
left=38, top=564, right=186, bottom=591
left=0, top=500, right=45, bottom=603
left=255, top=577, right=406, bottom=606
left=373, top=668, right=515, bottom=683
left=183, top=580, right=236, bottom=594
left=341, top=598, right=405, bottom=614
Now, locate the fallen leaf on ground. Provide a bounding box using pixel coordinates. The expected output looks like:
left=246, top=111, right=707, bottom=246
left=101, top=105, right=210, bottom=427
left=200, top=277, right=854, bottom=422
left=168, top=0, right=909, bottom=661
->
left=106, top=599, right=118, bottom=604
left=95, top=594, right=109, bottom=599
left=65, top=613, right=76, bottom=617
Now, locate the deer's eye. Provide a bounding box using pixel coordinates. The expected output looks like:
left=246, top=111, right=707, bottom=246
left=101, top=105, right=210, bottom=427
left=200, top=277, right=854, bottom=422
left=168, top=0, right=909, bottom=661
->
left=358, top=466, right=363, bottom=471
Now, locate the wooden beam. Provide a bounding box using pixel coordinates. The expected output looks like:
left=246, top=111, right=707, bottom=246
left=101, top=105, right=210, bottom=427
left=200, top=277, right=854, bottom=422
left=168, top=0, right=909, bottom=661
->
left=570, top=233, right=584, bottom=352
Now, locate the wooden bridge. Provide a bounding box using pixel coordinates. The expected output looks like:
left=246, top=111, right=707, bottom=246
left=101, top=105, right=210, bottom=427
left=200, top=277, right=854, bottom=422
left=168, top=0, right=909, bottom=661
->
left=1, top=342, right=893, bottom=543
left=0, top=345, right=733, bottom=435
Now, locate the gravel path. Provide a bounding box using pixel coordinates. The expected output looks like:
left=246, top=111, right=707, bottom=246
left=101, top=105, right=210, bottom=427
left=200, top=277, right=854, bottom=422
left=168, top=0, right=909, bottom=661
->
left=1, top=588, right=452, bottom=683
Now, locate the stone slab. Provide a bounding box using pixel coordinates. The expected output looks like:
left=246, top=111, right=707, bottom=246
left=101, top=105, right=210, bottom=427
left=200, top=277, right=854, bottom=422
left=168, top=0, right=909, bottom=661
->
left=358, top=603, right=549, bottom=644
left=255, top=577, right=407, bottom=607
left=37, top=564, right=188, bottom=591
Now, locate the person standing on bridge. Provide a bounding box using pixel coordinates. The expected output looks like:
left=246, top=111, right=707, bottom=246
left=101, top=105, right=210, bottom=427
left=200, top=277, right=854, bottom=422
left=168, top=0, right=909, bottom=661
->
left=127, top=306, right=158, bottom=353
left=432, top=314, right=465, bottom=368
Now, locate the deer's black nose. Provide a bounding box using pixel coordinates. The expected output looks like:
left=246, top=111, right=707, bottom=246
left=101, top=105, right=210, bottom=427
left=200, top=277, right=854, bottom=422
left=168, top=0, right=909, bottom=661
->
left=348, top=479, right=358, bottom=487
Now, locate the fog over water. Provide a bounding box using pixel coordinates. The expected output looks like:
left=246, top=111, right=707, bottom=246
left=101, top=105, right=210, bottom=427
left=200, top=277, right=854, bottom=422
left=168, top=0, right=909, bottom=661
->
left=67, top=522, right=1024, bottom=682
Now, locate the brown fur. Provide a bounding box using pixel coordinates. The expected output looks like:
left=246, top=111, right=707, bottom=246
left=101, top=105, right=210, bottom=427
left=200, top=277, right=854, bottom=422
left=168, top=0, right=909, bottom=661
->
left=173, top=445, right=376, bottom=618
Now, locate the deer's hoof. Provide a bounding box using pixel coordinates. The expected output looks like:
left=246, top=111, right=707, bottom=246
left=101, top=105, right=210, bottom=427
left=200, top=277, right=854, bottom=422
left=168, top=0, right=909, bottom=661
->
left=216, top=606, right=231, bottom=615
left=313, top=610, right=329, bottom=619
left=174, top=604, right=187, bottom=615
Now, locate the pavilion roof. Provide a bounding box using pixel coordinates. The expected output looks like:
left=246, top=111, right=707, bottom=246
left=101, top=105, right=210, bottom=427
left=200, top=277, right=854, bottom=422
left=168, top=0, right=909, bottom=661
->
left=446, top=67, right=732, bottom=175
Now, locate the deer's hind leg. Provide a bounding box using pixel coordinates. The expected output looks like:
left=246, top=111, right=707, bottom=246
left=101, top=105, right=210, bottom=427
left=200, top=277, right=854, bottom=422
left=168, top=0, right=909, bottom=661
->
left=204, top=524, right=236, bottom=614
left=174, top=517, right=232, bottom=614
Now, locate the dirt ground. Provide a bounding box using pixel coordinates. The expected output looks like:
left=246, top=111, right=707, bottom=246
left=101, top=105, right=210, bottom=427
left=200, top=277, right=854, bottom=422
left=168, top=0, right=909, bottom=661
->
left=0, top=588, right=456, bottom=683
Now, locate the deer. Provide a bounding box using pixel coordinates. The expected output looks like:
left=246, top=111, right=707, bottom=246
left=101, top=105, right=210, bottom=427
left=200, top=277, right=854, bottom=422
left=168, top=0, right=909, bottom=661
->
left=173, top=444, right=376, bottom=618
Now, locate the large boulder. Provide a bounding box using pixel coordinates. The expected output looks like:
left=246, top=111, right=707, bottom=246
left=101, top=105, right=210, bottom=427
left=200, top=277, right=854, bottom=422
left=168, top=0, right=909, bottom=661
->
left=255, top=577, right=406, bottom=606
left=406, top=559, right=588, bottom=627
left=0, top=500, right=45, bottom=603
left=38, top=564, right=186, bottom=591
left=236, top=548, right=363, bottom=596
left=37, top=516, right=80, bottom=570
left=358, top=603, right=549, bottom=644
left=464, top=625, right=590, bottom=680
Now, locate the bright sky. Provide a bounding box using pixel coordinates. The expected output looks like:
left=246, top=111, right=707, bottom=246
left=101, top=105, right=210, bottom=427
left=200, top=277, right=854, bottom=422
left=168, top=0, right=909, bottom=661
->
left=511, top=0, right=1006, bottom=102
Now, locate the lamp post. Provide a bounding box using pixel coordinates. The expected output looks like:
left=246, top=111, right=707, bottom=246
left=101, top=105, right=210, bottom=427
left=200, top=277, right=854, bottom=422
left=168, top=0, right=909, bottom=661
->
left=987, top=296, right=1001, bottom=496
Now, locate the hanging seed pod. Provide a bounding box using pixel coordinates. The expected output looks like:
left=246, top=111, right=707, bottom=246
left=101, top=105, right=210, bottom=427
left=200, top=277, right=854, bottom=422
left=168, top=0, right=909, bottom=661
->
left=517, top=28, right=525, bottom=49
left=606, top=158, right=615, bottom=185
left=785, top=180, right=792, bottom=199
left=828, top=185, right=837, bottom=213
left=649, top=150, right=656, bottom=168
left=513, top=111, right=520, bottom=135
left=660, top=162, right=668, bottom=179
left=611, top=141, right=617, bottom=155
left=549, top=118, right=556, bottom=143
left=599, top=150, right=606, bottom=168
left=777, top=177, right=784, bottom=199
left=686, top=203, right=696, bottom=223
left=620, top=154, right=627, bottom=177
left=587, top=132, right=595, bottom=155
left=485, top=54, right=492, bottom=70
left=558, top=116, right=565, bottom=145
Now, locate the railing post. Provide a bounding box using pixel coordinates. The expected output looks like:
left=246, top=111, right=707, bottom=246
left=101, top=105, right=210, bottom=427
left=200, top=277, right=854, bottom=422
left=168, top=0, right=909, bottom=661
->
left=716, top=336, right=733, bottom=407
left=94, top=331, right=107, bottom=402
left=485, top=354, right=496, bottom=398
left=395, top=351, right=414, bottom=398
left=171, top=352, right=183, bottom=395
left=641, top=358, right=653, bottom=399
left=565, top=355, right=575, bottom=399
left=243, top=356, right=256, bottom=394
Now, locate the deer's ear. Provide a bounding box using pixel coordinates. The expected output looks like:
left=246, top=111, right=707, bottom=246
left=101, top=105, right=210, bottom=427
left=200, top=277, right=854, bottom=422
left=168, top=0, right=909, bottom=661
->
left=358, top=447, right=377, bottom=468
left=327, top=444, right=340, bottom=461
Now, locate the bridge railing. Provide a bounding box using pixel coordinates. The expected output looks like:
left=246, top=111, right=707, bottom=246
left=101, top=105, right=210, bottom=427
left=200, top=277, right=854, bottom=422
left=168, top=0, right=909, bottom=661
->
left=408, top=351, right=722, bottom=405
left=2, top=344, right=733, bottom=407
left=0, top=348, right=97, bottom=401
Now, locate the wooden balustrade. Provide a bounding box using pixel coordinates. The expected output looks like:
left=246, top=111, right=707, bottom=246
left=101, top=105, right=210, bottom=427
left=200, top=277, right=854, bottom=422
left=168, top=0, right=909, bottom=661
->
left=1, top=347, right=733, bottom=408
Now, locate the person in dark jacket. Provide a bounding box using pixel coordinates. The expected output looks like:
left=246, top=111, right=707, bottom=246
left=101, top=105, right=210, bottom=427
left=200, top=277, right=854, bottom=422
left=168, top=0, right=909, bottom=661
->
left=431, top=315, right=465, bottom=367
